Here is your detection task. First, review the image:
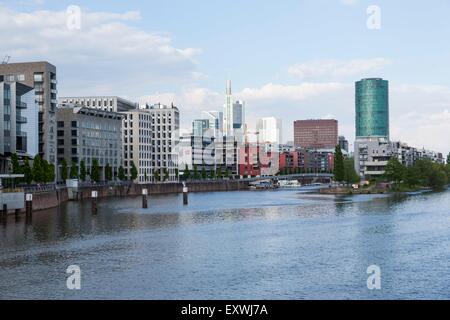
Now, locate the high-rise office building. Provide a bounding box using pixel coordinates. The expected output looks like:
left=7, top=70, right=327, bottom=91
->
left=59, top=96, right=138, bottom=112
left=192, top=119, right=210, bottom=137
left=0, top=61, right=57, bottom=165
left=223, top=80, right=233, bottom=136
left=256, top=117, right=282, bottom=145
left=223, top=81, right=245, bottom=140
left=0, top=81, right=38, bottom=173
left=293, top=119, right=338, bottom=149
left=202, top=111, right=223, bottom=137
left=355, top=78, right=389, bottom=139
left=354, top=78, right=390, bottom=178
left=338, top=136, right=349, bottom=152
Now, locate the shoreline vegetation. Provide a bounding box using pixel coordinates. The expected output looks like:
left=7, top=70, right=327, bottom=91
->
left=323, top=149, right=450, bottom=196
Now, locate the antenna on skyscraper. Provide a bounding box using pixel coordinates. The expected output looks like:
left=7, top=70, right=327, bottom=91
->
left=2, top=55, right=11, bottom=64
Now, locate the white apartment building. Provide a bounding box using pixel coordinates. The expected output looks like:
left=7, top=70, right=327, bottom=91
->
left=122, top=109, right=153, bottom=183
left=354, top=138, right=444, bottom=179
left=143, top=103, right=180, bottom=182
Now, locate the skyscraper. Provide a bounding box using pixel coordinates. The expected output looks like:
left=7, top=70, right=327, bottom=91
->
left=192, top=119, right=210, bottom=137
left=223, top=80, right=245, bottom=139
left=256, top=117, right=282, bottom=145
left=223, top=80, right=233, bottom=136
left=202, top=110, right=223, bottom=137
left=355, top=78, right=389, bottom=139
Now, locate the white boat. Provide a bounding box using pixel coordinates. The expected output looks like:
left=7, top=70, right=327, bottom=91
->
left=277, top=180, right=302, bottom=188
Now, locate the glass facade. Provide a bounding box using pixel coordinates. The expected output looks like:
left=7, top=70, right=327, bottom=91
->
left=355, top=78, right=389, bottom=138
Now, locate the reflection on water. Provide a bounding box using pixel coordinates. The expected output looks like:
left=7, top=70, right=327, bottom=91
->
left=0, top=189, right=449, bottom=299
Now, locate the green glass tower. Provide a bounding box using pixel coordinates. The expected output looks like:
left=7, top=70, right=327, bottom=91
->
left=355, top=78, right=389, bottom=138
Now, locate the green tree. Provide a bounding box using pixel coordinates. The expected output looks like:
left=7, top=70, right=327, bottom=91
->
left=32, top=155, right=45, bottom=183
left=10, top=153, right=21, bottom=175
left=216, top=167, right=223, bottom=180
left=201, top=166, right=207, bottom=180
left=60, top=159, right=68, bottom=181
left=144, top=171, right=148, bottom=182
left=70, top=161, right=78, bottom=179
left=225, top=167, right=230, bottom=179
left=23, top=157, right=33, bottom=185
left=118, top=166, right=126, bottom=181
left=209, top=169, right=215, bottom=180
left=175, top=168, right=179, bottom=180
left=384, top=158, right=405, bottom=188
left=79, top=160, right=86, bottom=181
left=130, top=161, right=138, bottom=181
left=154, top=169, right=160, bottom=182
left=428, top=163, right=448, bottom=190
left=105, top=163, right=113, bottom=181
left=404, top=165, right=421, bottom=187
left=164, top=168, right=169, bottom=181
left=183, top=164, right=190, bottom=180
left=46, top=162, right=55, bottom=182
left=343, top=158, right=360, bottom=185
left=91, top=158, right=100, bottom=182
left=447, top=153, right=450, bottom=165
left=334, top=145, right=345, bottom=183
left=193, top=164, right=199, bottom=180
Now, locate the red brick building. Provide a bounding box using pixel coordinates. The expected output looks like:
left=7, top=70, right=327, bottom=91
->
left=293, top=119, right=338, bottom=149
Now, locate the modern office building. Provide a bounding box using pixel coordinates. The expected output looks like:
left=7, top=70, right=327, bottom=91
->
left=59, top=96, right=138, bottom=112
left=223, top=81, right=245, bottom=140
left=256, top=117, right=282, bottom=145
left=121, top=109, right=153, bottom=183
left=142, top=103, right=180, bottom=182
left=0, top=81, right=38, bottom=173
left=293, top=119, right=338, bottom=149
left=0, top=61, right=57, bottom=165
left=202, top=111, right=223, bottom=137
left=339, top=136, right=349, bottom=152
left=192, top=119, right=210, bottom=137
left=355, top=78, right=389, bottom=139
left=56, top=104, right=123, bottom=181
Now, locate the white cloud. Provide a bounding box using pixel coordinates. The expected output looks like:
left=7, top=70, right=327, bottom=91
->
left=288, top=58, right=391, bottom=80
left=239, top=82, right=350, bottom=101
left=340, top=0, right=359, bottom=5
left=0, top=5, right=202, bottom=97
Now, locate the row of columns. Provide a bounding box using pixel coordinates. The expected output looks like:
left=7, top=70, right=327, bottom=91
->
left=90, top=184, right=189, bottom=215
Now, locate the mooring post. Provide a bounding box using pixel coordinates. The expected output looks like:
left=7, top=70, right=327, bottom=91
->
left=25, top=193, right=33, bottom=217
left=183, top=182, right=188, bottom=205
left=2, top=204, right=7, bottom=216
left=142, top=188, right=148, bottom=208
left=91, top=190, right=98, bottom=215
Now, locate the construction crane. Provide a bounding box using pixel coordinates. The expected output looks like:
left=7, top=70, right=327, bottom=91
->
left=2, top=55, right=11, bottom=64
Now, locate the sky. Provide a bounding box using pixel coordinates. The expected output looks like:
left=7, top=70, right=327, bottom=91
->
left=1, top=0, right=450, bottom=156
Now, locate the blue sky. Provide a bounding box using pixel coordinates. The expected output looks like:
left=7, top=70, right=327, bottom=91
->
left=1, top=0, right=450, bottom=155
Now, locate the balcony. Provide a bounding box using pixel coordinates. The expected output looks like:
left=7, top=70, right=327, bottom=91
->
left=16, top=131, right=27, bottom=137
left=16, top=101, right=27, bottom=109
left=16, top=115, right=27, bottom=123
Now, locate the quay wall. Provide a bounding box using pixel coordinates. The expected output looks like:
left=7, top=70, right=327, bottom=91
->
left=17, top=180, right=250, bottom=213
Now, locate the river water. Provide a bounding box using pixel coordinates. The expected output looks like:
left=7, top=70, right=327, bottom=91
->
left=0, top=188, right=449, bottom=299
